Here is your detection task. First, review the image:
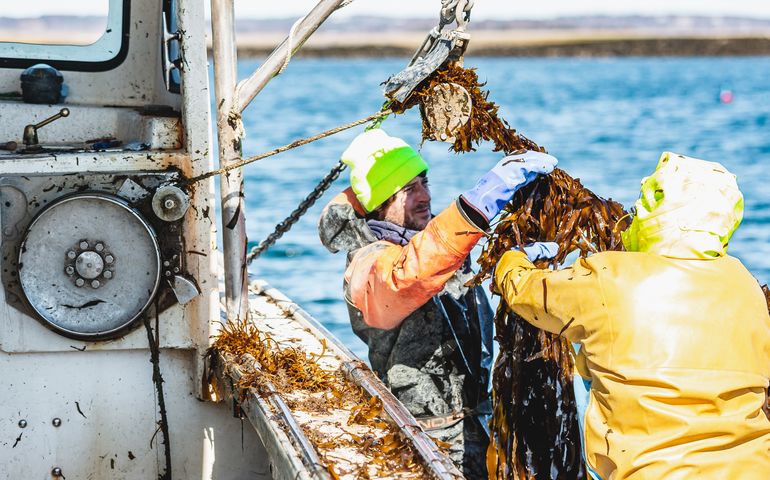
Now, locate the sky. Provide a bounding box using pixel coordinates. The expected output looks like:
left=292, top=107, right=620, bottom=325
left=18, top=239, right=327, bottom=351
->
left=242, top=1, right=770, bottom=20
left=3, top=0, right=770, bottom=20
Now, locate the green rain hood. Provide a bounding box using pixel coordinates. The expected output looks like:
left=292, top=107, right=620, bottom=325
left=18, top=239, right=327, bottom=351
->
left=621, top=152, right=744, bottom=259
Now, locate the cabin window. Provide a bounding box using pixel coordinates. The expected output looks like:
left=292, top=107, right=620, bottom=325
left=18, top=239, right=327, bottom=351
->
left=0, top=0, right=129, bottom=71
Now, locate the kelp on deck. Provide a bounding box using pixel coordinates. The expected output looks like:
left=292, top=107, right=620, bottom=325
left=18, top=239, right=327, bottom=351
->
left=208, top=320, right=427, bottom=479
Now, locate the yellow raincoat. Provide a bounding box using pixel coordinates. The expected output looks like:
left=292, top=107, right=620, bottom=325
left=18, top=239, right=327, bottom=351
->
left=495, top=153, right=770, bottom=479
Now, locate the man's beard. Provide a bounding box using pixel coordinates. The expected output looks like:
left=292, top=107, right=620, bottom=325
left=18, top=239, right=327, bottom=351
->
left=404, top=206, right=431, bottom=231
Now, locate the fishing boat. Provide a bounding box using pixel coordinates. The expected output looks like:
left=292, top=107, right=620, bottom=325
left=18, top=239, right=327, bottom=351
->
left=0, top=1, right=472, bottom=478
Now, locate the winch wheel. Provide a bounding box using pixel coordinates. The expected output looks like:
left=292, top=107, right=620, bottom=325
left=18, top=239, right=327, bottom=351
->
left=18, top=193, right=161, bottom=340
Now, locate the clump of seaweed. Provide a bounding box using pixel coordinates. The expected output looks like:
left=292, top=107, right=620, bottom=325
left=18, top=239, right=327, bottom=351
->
left=480, top=170, right=629, bottom=480
left=391, top=62, right=630, bottom=479
left=208, top=320, right=426, bottom=479
left=474, top=168, right=630, bottom=282
left=390, top=62, right=543, bottom=154
left=211, top=318, right=336, bottom=395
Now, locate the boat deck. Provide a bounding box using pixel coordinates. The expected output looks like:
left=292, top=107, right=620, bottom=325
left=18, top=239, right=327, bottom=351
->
left=209, top=281, right=462, bottom=480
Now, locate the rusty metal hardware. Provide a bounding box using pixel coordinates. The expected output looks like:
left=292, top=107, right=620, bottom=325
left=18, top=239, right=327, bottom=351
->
left=384, top=0, right=474, bottom=103
left=422, top=82, right=472, bottom=143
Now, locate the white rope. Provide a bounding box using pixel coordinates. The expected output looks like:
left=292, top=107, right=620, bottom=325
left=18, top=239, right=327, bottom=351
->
left=277, top=0, right=355, bottom=77
left=277, top=17, right=302, bottom=76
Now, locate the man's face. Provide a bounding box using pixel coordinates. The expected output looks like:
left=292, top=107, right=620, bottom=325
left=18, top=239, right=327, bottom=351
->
left=379, top=175, right=432, bottom=230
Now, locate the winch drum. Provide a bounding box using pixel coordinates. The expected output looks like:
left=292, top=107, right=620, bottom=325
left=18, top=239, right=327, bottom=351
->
left=18, top=193, right=161, bottom=339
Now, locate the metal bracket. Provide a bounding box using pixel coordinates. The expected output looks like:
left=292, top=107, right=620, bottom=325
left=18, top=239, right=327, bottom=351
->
left=383, top=0, right=473, bottom=103
left=169, top=275, right=200, bottom=305
left=422, top=82, right=472, bottom=143
left=161, top=14, right=182, bottom=93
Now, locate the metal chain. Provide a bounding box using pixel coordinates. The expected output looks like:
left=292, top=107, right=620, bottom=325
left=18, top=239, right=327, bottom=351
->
left=183, top=107, right=391, bottom=263
left=246, top=160, right=348, bottom=263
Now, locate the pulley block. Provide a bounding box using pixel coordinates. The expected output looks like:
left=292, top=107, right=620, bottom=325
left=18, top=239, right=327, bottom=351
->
left=422, top=82, right=472, bottom=143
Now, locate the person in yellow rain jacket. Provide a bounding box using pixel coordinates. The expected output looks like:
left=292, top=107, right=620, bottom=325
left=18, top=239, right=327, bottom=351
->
left=494, top=152, right=770, bottom=479
left=318, top=128, right=557, bottom=479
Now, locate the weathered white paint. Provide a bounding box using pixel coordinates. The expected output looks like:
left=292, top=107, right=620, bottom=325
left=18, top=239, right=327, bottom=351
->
left=0, top=349, right=269, bottom=479
left=0, top=0, right=179, bottom=107
left=0, top=103, right=182, bottom=151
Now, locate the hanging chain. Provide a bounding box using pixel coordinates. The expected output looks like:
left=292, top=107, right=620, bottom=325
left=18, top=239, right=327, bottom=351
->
left=246, top=160, right=348, bottom=263
left=243, top=105, right=393, bottom=262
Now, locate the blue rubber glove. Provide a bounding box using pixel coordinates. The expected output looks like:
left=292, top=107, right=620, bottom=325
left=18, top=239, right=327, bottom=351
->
left=461, top=150, right=558, bottom=222
left=519, top=242, right=560, bottom=262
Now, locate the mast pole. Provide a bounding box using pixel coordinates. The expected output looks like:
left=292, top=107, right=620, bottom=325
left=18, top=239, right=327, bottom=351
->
left=210, top=0, right=249, bottom=322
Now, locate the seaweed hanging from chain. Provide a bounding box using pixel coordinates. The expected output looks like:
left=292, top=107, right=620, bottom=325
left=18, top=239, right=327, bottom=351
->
left=389, top=62, right=543, bottom=154
left=391, top=61, right=631, bottom=479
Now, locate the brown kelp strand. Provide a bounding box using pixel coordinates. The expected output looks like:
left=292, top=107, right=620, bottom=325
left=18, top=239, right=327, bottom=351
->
left=210, top=319, right=336, bottom=394
left=480, top=170, right=628, bottom=480
left=208, top=320, right=426, bottom=479
left=474, top=168, right=630, bottom=283
left=389, top=63, right=545, bottom=154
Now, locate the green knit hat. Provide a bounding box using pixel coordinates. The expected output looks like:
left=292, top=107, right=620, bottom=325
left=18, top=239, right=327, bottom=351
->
left=341, top=129, right=429, bottom=212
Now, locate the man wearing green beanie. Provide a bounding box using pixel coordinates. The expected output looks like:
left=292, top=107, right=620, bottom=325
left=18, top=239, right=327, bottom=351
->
left=319, top=128, right=557, bottom=478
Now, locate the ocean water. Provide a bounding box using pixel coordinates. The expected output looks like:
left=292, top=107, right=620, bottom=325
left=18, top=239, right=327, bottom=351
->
left=230, top=57, right=770, bottom=358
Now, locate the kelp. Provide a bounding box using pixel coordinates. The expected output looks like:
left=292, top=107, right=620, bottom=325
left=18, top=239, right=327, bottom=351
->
left=208, top=320, right=426, bottom=479
left=389, top=63, right=543, bottom=154
left=479, top=171, right=629, bottom=480
left=392, top=62, right=630, bottom=479
left=474, top=169, right=630, bottom=281
left=211, top=318, right=336, bottom=395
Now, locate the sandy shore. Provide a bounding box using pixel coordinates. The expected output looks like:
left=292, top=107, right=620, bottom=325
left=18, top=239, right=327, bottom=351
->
left=234, top=31, right=770, bottom=57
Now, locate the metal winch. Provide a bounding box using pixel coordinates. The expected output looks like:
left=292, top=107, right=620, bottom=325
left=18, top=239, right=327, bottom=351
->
left=19, top=194, right=161, bottom=338
left=1, top=172, right=194, bottom=340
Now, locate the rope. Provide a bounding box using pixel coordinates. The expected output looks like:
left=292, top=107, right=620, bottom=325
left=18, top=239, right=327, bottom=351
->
left=277, top=0, right=357, bottom=77
left=144, top=307, right=172, bottom=479
left=184, top=109, right=392, bottom=185
left=277, top=17, right=302, bottom=76
left=246, top=160, right=348, bottom=263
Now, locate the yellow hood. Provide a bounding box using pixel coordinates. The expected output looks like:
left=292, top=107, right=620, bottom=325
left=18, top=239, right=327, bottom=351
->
left=621, top=152, right=744, bottom=259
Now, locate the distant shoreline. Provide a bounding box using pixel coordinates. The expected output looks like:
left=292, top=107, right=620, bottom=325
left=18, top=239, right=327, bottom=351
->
left=234, top=36, right=770, bottom=58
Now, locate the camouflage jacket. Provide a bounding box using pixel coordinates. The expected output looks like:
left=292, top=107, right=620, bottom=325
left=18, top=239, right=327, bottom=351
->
left=318, top=189, right=493, bottom=437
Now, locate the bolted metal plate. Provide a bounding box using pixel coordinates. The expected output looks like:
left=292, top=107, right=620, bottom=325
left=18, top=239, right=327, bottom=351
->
left=422, top=82, right=472, bottom=143
left=19, top=194, right=161, bottom=339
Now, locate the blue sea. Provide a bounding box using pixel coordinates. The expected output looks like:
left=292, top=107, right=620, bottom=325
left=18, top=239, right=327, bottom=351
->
left=230, top=57, right=770, bottom=358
